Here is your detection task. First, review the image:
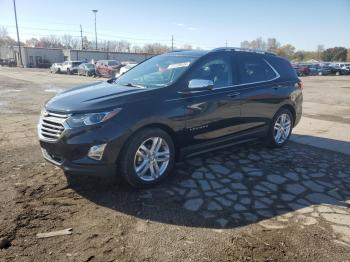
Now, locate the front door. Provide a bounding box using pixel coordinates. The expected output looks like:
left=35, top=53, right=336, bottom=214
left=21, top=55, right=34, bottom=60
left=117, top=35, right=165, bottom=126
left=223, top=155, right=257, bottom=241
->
left=182, top=52, right=242, bottom=144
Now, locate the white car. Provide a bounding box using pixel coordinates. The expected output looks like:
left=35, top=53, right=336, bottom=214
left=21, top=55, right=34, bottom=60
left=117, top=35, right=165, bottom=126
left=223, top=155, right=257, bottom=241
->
left=116, top=63, right=137, bottom=77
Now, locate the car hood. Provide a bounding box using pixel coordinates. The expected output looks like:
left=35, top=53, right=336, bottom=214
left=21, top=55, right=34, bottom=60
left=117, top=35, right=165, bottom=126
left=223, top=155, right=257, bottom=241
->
left=45, top=81, right=149, bottom=113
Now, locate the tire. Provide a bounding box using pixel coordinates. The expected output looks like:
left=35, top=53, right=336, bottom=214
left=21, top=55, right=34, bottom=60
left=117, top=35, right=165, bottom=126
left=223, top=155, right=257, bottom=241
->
left=119, top=128, right=175, bottom=188
left=266, top=108, right=294, bottom=148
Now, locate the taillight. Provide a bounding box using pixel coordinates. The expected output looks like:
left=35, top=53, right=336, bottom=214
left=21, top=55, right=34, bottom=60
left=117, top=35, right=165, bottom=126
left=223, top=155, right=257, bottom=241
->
left=296, top=80, right=303, bottom=90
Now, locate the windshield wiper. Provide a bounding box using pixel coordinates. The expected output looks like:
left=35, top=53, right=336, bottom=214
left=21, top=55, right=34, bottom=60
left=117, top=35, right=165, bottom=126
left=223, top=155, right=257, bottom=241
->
left=121, top=83, right=146, bottom=88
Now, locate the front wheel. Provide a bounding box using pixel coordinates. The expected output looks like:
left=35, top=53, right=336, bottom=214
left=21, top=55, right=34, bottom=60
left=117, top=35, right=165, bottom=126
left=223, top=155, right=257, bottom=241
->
left=119, top=128, right=175, bottom=188
left=266, top=108, right=293, bottom=147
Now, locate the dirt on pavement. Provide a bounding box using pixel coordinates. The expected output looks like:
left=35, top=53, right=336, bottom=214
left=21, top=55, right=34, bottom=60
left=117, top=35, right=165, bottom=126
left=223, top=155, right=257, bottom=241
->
left=0, top=68, right=350, bottom=261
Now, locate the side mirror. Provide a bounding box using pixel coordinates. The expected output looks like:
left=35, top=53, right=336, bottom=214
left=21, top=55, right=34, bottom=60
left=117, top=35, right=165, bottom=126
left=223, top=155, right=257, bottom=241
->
left=188, top=79, right=214, bottom=91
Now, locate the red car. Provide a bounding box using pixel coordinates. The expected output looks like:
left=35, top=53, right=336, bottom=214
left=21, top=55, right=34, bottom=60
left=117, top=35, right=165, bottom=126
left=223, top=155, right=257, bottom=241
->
left=292, top=64, right=310, bottom=76
left=95, top=60, right=122, bottom=77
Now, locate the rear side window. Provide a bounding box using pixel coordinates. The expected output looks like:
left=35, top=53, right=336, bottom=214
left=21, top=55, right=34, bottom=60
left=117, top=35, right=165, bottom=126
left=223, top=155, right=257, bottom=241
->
left=237, top=54, right=277, bottom=84
left=266, top=56, right=298, bottom=80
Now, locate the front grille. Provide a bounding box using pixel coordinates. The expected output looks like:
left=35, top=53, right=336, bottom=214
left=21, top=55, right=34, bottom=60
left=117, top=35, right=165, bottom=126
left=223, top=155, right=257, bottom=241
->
left=38, top=111, right=69, bottom=142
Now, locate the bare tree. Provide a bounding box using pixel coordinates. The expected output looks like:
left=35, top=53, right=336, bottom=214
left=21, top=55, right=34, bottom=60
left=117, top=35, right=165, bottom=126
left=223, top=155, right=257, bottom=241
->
left=267, top=38, right=280, bottom=51
left=317, top=44, right=325, bottom=60
left=25, top=38, right=39, bottom=47
left=181, top=44, right=193, bottom=50
left=0, top=26, right=16, bottom=46
left=131, top=45, right=142, bottom=53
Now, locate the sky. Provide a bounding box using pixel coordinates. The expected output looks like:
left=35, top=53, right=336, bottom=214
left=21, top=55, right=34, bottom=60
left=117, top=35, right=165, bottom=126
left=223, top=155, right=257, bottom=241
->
left=0, top=0, right=349, bottom=51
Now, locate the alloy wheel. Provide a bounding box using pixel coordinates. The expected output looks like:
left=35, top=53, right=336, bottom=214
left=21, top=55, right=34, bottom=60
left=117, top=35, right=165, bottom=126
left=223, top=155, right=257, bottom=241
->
left=134, top=137, right=170, bottom=181
left=273, top=113, right=291, bottom=144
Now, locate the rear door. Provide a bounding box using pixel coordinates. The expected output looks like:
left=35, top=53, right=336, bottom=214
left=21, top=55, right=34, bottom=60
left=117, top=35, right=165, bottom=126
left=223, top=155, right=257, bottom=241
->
left=183, top=51, right=242, bottom=144
left=233, top=52, right=282, bottom=132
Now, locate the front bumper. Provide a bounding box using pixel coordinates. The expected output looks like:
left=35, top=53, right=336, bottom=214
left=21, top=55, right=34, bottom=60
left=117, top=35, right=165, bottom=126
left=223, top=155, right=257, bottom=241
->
left=38, top=121, right=131, bottom=177
left=41, top=148, right=116, bottom=176
left=40, top=146, right=116, bottom=177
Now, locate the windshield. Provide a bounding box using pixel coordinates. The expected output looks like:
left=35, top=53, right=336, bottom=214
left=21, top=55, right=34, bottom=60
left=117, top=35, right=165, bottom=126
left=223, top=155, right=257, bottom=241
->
left=116, top=55, right=197, bottom=88
left=108, top=61, right=118, bottom=66
left=85, top=64, right=95, bottom=68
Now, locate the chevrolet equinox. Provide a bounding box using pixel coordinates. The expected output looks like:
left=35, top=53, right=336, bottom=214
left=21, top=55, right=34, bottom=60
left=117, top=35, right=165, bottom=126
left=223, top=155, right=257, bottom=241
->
left=38, top=48, right=303, bottom=188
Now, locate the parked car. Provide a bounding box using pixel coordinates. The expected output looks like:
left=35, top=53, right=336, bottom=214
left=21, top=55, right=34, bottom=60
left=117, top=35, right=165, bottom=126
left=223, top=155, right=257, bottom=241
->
left=0, top=58, right=16, bottom=67
left=50, top=63, right=63, bottom=73
left=38, top=48, right=303, bottom=188
left=61, top=60, right=84, bottom=75
left=308, top=64, right=332, bottom=76
left=77, top=63, right=96, bottom=77
left=95, top=60, right=122, bottom=77
left=328, top=65, right=344, bottom=75
left=292, top=64, right=310, bottom=76
left=115, top=63, right=137, bottom=77
left=340, top=63, right=350, bottom=75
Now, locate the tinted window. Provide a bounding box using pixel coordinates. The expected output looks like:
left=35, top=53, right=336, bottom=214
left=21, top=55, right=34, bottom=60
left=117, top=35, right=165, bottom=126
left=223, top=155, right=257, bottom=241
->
left=266, top=56, right=297, bottom=80
left=85, top=64, right=95, bottom=69
left=237, top=55, right=276, bottom=84
left=188, top=54, right=232, bottom=88
left=116, top=55, right=197, bottom=88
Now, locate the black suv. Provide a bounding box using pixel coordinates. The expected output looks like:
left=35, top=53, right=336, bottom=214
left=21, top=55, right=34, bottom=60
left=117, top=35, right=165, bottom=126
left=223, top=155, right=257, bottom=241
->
left=38, top=48, right=303, bottom=188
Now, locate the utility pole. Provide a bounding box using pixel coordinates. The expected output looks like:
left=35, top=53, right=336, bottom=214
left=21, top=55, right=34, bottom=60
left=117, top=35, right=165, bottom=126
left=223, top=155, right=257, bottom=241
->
left=13, top=0, right=23, bottom=67
left=92, top=9, right=98, bottom=50
left=80, top=24, right=83, bottom=50
left=171, top=35, right=174, bottom=51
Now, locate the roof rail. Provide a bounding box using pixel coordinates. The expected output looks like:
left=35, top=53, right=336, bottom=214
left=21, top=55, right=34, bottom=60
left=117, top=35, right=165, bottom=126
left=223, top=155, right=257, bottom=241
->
left=212, top=47, right=276, bottom=56
left=168, top=49, right=193, bottom=53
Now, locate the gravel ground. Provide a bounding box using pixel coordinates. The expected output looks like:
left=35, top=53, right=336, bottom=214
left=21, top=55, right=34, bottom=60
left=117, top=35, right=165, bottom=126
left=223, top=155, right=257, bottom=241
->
left=0, top=67, right=350, bottom=261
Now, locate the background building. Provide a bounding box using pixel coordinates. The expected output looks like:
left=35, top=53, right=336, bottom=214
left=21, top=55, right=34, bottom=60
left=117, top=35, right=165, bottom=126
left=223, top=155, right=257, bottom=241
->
left=1, top=46, right=152, bottom=67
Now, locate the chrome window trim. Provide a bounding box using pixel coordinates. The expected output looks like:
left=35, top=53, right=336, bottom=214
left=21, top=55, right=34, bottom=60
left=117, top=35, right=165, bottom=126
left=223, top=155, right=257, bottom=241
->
left=213, top=59, right=280, bottom=90
left=168, top=60, right=281, bottom=101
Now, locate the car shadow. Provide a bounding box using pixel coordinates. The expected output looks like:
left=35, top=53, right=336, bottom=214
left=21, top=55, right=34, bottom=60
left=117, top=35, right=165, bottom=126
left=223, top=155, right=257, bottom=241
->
left=67, top=139, right=350, bottom=229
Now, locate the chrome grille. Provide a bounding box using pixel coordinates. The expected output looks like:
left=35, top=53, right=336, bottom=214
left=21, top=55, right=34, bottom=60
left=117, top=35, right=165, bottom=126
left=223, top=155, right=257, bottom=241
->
left=38, top=111, right=69, bottom=142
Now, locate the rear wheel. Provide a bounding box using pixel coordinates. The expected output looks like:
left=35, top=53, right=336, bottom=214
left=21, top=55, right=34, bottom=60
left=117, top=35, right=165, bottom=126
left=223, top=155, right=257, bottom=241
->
left=119, top=128, right=175, bottom=188
left=266, top=108, right=293, bottom=147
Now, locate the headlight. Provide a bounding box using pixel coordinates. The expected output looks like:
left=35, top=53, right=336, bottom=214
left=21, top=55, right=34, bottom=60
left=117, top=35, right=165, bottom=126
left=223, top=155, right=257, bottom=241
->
left=66, top=108, right=122, bottom=128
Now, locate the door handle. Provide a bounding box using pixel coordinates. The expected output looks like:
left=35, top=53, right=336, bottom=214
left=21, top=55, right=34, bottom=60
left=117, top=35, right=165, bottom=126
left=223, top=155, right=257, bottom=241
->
left=227, top=92, right=240, bottom=98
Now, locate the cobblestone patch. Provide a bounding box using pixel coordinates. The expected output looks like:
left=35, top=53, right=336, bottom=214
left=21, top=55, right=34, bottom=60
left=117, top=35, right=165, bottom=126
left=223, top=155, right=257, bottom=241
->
left=161, top=142, right=350, bottom=243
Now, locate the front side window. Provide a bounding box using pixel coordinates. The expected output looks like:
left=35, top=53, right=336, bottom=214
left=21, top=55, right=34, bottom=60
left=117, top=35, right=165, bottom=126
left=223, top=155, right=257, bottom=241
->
left=237, top=55, right=277, bottom=84
left=116, top=55, right=197, bottom=88
left=108, top=61, right=118, bottom=66
left=187, top=54, right=232, bottom=88
left=85, top=64, right=94, bottom=69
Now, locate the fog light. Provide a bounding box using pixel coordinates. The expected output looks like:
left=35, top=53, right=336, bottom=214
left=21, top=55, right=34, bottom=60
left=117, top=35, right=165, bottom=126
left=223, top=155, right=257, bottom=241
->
left=88, top=143, right=107, bottom=160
